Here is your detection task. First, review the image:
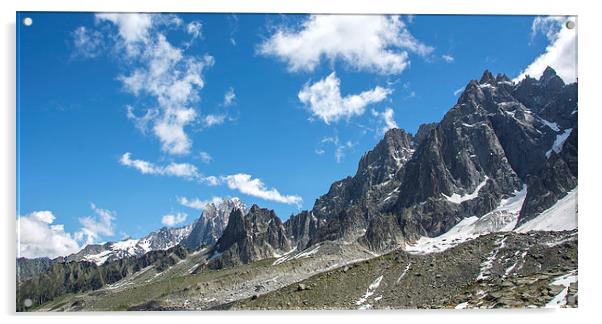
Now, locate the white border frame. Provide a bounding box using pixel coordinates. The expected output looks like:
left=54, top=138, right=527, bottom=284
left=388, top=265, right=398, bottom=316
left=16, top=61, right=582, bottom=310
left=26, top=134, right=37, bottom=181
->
left=2, top=1, right=599, bottom=323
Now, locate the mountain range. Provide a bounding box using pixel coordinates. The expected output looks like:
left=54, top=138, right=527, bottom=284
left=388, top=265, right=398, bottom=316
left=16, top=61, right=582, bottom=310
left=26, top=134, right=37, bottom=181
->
left=16, top=67, right=578, bottom=311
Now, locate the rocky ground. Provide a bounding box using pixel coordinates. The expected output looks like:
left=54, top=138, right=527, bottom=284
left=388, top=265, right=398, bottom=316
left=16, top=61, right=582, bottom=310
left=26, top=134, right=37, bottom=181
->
left=29, top=230, right=576, bottom=311
left=31, top=240, right=378, bottom=311
left=222, top=231, right=577, bottom=310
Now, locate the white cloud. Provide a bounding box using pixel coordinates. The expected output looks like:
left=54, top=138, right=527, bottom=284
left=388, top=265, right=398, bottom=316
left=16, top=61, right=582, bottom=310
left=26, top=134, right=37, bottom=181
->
left=223, top=87, right=236, bottom=107
left=259, top=15, right=433, bottom=74
left=442, top=54, right=454, bottom=63
left=161, top=212, right=188, bottom=226
left=92, top=14, right=215, bottom=155
left=178, top=196, right=223, bottom=210
left=221, top=174, right=302, bottom=206
left=72, top=26, right=104, bottom=58
left=79, top=203, right=116, bottom=245
left=96, top=13, right=153, bottom=54
left=17, top=211, right=81, bottom=259
left=321, top=135, right=355, bottom=163
left=119, top=152, right=200, bottom=179
left=126, top=105, right=159, bottom=134
left=198, top=151, right=213, bottom=164
left=298, top=72, right=391, bottom=124
left=515, top=16, right=577, bottom=83
left=186, top=21, right=203, bottom=39
left=203, top=176, right=220, bottom=186
left=315, top=148, right=326, bottom=155
left=372, top=108, right=398, bottom=135
left=18, top=204, right=118, bottom=258
left=202, top=114, right=227, bottom=127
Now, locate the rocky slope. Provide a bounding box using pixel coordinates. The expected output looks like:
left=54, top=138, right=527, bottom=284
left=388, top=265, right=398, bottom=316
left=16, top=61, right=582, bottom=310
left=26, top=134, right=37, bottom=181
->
left=61, top=225, right=192, bottom=266
left=16, top=245, right=192, bottom=311
left=182, top=198, right=247, bottom=249
left=17, top=198, right=244, bottom=279
left=226, top=231, right=577, bottom=310
left=285, top=67, right=577, bottom=253
left=16, top=67, right=578, bottom=311
left=209, top=205, right=292, bottom=269
left=286, top=128, right=416, bottom=251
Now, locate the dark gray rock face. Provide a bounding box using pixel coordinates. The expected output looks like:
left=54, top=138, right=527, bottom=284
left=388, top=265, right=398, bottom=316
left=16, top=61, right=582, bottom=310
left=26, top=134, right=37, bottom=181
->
left=16, top=257, right=53, bottom=282
left=183, top=198, right=246, bottom=249
left=312, top=129, right=414, bottom=221
left=284, top=211, right=320, bottom=250
left=393, top=74, right=523, bottom=236
left=298, top=128, right=415, bottom=247
left=518, top=127, right=578, bottom=225
left=391, top=68, right=577, bottom=238
left=210, top=205, right=292, bottom=268
left=414, top=122, right=437, bottom=147
left=359, top=214, right=405, bottom=252
left=288, top=68, right=576, bottom=250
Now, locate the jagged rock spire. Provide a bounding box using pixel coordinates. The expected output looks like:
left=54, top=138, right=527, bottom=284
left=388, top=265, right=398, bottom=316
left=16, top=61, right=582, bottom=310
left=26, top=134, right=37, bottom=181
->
left=479, top=69, right=495, bottom=84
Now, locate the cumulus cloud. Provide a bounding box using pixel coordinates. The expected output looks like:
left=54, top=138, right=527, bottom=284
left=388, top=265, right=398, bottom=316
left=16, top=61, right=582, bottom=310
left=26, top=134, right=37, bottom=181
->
left=17, top=211, right=81, bottom=259
left=198, top=151, right=213, bottom=164
left=87, top=14, right=215, bottom=155
left=161, top=212, right=188, bottom=226
left=202, top=114, right=227, bottom=127
left=72, top=26, right=105, bottom=58
left=515, top=16, right=577, bottom=83
left=96, top=13, right=153, bottom=50
left=119, top=152, right=200, bottom=179
left=223, top=87, right=236, bottom=107
left=186, top=21, right=203, bottom=39
left=259, top=15, right=433, bottom=74
left=372, top=108, right=398, bottom=135
left=126, top=105, right=159, bottom=134
left=178, top=196, right=223, bottom=210
left=221, top=174, right=302, bottom=206
left=298, top=72, right=391, bottom=124
left=441, top=54, right=454, bottom=63
left=18, top=204, right=118, bottom=259
left=79, top=204, right=116, bottom=245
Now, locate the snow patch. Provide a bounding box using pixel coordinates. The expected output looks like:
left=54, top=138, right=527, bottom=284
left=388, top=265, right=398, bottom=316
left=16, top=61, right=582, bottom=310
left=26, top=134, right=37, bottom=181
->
left=407, top=185, right=526, bottom=254
left=442, top=176, right=489, bottom=204
left=396, top=262, right=412, bottom=284
left=82, top=250, right=113, bottom=266
left=545, top=271, right=578, bottom=308
left=476, top=235, right=508, bottom=281
left=294, top=245, right=320, bottom=259
left=539, top=118, right=560, bottom=132
left=356, top=275, right=384, bottom=307
left=272, top=247, right=298, bottom=265
left=545, top=128, right=573, bottom=158
left=516, top=187, right=577, bottom=233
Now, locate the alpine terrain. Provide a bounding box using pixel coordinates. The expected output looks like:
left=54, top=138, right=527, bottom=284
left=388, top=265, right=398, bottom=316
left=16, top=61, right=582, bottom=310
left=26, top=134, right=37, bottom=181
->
left=16, top=68, right=578, bottom=311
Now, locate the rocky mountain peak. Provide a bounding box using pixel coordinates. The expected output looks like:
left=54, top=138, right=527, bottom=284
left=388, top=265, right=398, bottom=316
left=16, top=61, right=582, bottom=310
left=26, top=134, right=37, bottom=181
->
left=495, top=73, right=512, bottom=83
left=542, top=66, right=558, bottom=80
left=182, top=197, right=247, bottom=249
left=540, top=66, right=565, bottom=92
left=479, top=69, right=495, bottom=84
left=210, top=205, right=291, bottom=268
left=414, top=122, right=437, bottom=147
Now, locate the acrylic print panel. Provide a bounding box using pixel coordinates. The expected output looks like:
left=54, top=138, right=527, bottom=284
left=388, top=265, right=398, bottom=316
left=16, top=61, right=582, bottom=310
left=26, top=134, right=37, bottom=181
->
left=16, top=12, right=578, bottom=311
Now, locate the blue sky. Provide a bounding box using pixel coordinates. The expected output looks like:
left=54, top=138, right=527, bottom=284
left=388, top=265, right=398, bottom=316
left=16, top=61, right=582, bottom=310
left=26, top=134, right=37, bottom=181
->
left=16, top=12, right=577, bottom=258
